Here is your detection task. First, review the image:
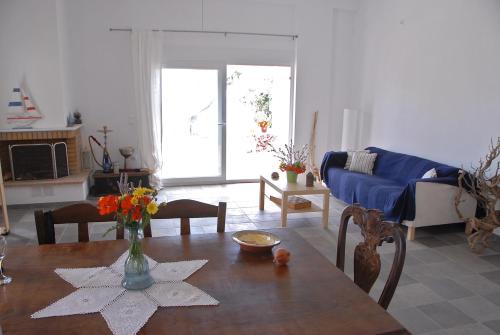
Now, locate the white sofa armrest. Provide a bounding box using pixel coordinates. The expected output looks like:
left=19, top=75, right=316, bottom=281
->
left=403, top=181, right=477, bottom=230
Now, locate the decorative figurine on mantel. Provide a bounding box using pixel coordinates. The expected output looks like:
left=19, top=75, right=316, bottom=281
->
left=66, top=111, right=82, bottom=126
left=306, top=172, right=315, bottom=187
left=73, top=111, right=82, bottom=124
left=6, top=87, right=42, bottom=129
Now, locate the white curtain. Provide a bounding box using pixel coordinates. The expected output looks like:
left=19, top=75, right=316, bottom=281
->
left=131, top=30, right=163, bottom=186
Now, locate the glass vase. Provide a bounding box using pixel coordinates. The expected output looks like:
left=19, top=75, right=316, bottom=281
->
left=286, top=171, right=298, bottom=183
left=121, top=226, right=154, bottom=290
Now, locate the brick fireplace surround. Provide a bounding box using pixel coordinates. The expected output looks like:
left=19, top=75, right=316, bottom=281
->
left=0, top=126, right=89, bottom=205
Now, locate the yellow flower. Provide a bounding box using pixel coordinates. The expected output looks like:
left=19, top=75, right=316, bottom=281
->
left=131, top=196, right=139, bottom=205
left=132, top=187, right=149, bottom=197
left=146, top=202, right=158, bottom=215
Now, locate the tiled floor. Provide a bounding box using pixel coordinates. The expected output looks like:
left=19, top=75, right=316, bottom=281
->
left=3, top=182, right=500, bottom=335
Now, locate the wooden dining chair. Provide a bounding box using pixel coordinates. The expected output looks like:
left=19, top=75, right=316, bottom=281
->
left=144, top=199, right=227, bottom=237
left=337, top=204, right=406, bottom=310
left=34, top=202, right=123, bottom=245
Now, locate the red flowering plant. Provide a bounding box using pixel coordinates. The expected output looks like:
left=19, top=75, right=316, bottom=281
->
left=271, top=140, right=308, bottom=175
left=98, top=174, right=162, bottom=233
left=253, top=133, right=276, bottom=152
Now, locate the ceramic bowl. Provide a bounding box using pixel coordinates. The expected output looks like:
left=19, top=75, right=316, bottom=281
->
left=232, top=230, right=281, bottom=253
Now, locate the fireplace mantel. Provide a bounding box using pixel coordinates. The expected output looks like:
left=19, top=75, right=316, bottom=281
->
left=0, top=125, right=82, bottom=133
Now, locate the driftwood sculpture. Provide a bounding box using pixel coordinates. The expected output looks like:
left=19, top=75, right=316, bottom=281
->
left=455, top=137, right=500, bottom=252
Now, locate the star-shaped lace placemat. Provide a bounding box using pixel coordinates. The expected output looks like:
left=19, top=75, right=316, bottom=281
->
left=32, top=252, right=219, bottom=335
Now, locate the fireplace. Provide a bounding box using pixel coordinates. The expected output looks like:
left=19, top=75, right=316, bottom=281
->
left=9, top=142, right=69, bottom=180
left=0, top=126, right=88, bottom=205
left=0, top=126, right=82, bottom=181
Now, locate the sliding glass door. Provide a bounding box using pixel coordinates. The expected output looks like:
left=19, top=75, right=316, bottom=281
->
left=226, top=65, right=292, bottom=180
left=161, top=64, right=292, bottom=185
left=161, top=68, right=223, bottom=183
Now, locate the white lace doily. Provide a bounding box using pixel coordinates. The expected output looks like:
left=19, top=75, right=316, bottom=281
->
left=32, top=252, right=219, bottom=335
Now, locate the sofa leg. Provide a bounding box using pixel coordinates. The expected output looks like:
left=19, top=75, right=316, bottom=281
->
left=407, top=226, right=416, bottom=241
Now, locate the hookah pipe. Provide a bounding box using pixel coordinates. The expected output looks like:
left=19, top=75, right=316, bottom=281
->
left=89, top=126, right=113, bottom=173
left=88, top=135, right=104, bottom=168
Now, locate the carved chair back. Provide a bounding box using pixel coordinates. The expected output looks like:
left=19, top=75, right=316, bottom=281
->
left=337, top=204, right=406, bottom=309
left=144, top=199, right=227, bottom=237
left=34, top=202, right=123, bottom=245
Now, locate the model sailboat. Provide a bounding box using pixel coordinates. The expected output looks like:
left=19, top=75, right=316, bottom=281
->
left=7, top=87, right=42, bottom=128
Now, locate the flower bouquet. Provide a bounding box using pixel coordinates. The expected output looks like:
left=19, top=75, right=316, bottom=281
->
left=98, top=187, right=159, bottom=230
left=272, top=141, right=308, bottom=183
left=98, top=175, right=163, bottom=290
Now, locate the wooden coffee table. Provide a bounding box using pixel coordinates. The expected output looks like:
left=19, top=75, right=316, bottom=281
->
left=259, top=173, right=331, bottom=228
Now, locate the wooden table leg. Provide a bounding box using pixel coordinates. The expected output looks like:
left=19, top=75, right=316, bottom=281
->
left=322, top=192, right=330, bottom=228
left=281, top=192, right=288, bottom=228
left=259, top=177, right=265, bottom=211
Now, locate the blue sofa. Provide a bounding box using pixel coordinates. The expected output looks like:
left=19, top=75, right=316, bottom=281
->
left=320, top=147, right=476, bottom=238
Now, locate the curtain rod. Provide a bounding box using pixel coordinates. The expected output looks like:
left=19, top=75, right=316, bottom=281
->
left=109, top=28, right=298, bottom=40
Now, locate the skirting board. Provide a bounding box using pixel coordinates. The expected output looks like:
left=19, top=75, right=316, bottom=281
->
left=4, top=179, right=88, bottom=205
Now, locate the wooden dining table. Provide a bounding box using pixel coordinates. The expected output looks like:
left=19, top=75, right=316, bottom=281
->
left=0, top=228, right=409, bottom=335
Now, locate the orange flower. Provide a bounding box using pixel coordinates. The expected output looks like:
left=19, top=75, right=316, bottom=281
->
left=131, top=205, right=142, bottom=221
left=98, top=195, right=118, bottom=215
left=143, top=196, right=152, bottom=205
left=98, top=186, right=161, bottom=228
left=120, top=195, right=133, bottom=214
left=279, top=163, right=305, bottom=174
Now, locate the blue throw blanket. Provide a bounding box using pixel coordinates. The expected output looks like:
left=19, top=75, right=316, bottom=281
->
left=320, top=147, right=460, bottom=222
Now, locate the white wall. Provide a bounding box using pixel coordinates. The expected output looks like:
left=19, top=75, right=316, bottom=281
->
left=294, top=1, right=336, bottom=156
left=62, top=0, right=138, bottom=167
left=0, top=0, right=359, bottom=169
left=354, top=0, right=500, bottom=167
left=328, top=9, right=357, bottom=150
left=55, top=0, right=73, bottom=120
left=59, top=0, right=358, bottom=167
left=0, top=0, right=67, bottom=127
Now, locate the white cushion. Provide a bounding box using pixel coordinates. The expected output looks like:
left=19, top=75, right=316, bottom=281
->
left=349, top=152, right=377, bottom=175
left=422, top=168, right=437, bottom=179
left=344, top=150, right=369, bottom=169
